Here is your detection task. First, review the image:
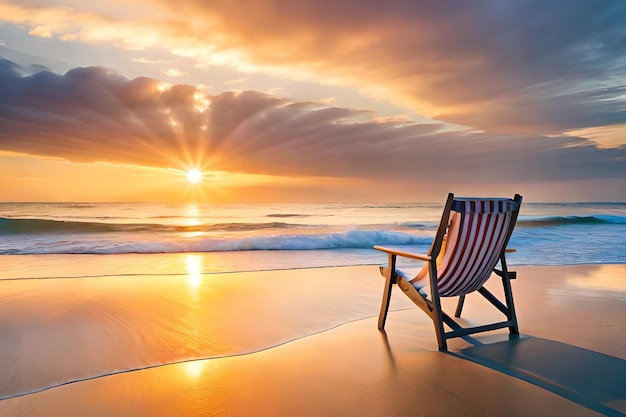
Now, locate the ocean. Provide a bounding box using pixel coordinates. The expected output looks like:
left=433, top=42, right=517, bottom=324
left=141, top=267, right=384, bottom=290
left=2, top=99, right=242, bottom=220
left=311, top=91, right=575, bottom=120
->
left=1, top=201, right=625, bottom=271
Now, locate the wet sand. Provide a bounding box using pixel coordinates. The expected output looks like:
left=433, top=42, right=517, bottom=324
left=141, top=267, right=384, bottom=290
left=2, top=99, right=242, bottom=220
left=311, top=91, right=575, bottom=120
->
left=0, top=255, right=624, bottom=416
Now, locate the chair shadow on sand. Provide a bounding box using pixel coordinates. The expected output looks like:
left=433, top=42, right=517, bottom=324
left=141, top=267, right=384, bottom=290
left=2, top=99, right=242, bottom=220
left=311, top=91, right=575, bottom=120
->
left=448, top=335, right=626, bottom=417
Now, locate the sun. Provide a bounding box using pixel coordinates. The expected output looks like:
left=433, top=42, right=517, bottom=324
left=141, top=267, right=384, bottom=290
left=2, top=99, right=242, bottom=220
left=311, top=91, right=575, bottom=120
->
left=186, top=169, right=203, bottom=184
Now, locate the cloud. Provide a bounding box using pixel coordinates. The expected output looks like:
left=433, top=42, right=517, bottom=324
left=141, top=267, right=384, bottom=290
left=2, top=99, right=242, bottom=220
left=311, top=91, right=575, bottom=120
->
left=162, top=68, right=185, bottom=77
left=2, top=0, right=626, bottom=136
left=175, top=0, right=626, bottom=134
left=133, top=57, right=170, bottom=65
left=0, top=59, right=624, bottom=191
left=28, top=25, right=53, bottom=38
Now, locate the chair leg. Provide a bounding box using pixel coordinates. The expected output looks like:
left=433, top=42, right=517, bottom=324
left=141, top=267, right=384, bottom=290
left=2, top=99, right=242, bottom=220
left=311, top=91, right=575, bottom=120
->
left=378, top=275, right=394, bottom=331
left=432, top=306, right=447, bottom=351
left=378, top=254, right=397, bottom=331
left=500, top=255, right=519, bottom=334
left=502, top=275, right=519, bottom=334
left=454, top=294, right=465, bottom=317
left=428, top=261, right=447, bottom=351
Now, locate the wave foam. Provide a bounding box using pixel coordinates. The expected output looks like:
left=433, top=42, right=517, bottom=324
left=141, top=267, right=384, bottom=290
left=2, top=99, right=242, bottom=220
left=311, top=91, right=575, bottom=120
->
left=1, top=229, right=431, bottom=255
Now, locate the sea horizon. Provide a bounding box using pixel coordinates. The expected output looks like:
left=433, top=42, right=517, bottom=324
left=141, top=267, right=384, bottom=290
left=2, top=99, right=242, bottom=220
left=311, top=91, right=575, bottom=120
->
left=1, top=201, right=625, bottom=271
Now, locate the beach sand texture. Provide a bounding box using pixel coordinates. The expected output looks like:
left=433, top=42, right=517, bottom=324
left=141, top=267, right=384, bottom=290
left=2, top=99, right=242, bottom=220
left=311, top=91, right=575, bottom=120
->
left=0, top=255, right=625, bottom=416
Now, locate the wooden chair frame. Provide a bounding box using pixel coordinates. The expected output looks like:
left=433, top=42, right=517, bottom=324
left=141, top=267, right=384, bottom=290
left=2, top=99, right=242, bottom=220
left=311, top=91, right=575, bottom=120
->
left=375, top=193, right=522, bottom=351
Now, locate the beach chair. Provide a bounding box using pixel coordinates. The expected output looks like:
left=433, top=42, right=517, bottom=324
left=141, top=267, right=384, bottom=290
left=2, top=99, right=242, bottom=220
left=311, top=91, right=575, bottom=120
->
left=375, top=193, right=522, bottom=351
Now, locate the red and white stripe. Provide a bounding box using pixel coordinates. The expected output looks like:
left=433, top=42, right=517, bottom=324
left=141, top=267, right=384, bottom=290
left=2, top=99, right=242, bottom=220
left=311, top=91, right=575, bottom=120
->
left=436, top=199, right=515, bottom=297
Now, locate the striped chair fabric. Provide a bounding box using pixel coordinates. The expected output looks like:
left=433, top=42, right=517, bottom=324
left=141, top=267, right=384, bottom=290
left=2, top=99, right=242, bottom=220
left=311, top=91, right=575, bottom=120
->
left=434, top=198, right=519, bottom=297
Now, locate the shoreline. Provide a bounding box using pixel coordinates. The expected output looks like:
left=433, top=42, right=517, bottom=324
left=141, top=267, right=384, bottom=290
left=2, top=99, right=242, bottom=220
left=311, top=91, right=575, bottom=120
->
left=1, top=252, right=625, bottom=280
left=0, top=255, right=625, bottom=416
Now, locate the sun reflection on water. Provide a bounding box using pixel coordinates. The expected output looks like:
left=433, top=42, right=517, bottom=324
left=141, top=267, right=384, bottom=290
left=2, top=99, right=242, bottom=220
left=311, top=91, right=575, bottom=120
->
left=185, top=205, right=201, bottom=226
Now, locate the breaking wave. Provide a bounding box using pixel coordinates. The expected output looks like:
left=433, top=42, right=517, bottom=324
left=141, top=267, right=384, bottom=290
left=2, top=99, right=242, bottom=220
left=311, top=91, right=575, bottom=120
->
left=517, top=215, right=626, bottom=227
left=0, top=228, right=430, bottom=255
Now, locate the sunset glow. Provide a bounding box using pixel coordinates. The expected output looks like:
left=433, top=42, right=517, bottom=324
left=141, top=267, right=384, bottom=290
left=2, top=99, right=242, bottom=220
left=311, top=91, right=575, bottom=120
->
left=0, top=1, right=624, bottom=202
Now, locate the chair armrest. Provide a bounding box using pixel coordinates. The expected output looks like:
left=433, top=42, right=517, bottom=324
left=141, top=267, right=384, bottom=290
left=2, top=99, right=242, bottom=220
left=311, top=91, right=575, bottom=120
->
left=374, top=245, right=431, bottom=262
left=505, top=248, right=516, bottom=253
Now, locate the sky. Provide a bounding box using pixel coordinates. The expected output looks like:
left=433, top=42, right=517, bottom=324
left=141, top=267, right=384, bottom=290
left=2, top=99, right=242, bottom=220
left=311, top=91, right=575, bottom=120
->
left=0, top=0, right=625, bottom=203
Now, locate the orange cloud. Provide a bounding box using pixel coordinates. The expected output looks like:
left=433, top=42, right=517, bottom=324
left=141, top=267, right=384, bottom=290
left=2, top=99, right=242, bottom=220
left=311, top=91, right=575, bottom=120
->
left=28, top=25, right=53, bottom=38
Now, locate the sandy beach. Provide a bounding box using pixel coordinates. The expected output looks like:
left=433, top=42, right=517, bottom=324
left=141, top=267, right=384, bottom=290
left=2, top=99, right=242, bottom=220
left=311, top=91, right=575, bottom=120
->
left=0, top=254, right=624, bottom=416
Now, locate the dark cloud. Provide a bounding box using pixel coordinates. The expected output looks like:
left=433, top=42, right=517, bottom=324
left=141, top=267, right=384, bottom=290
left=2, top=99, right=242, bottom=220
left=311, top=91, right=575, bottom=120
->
left=0, top=59, right=625, bottom=188
left=0, top=45, right=56, bottom=76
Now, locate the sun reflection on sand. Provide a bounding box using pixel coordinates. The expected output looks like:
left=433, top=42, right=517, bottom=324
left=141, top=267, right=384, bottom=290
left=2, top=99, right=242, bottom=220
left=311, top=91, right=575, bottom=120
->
left=546, top=264, right=626, bottom=305
left=566, top=264, right=626, bottom=293
left=182, top=360, right=205, bottom=380
left=185, top=254, right=203, bottom=290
